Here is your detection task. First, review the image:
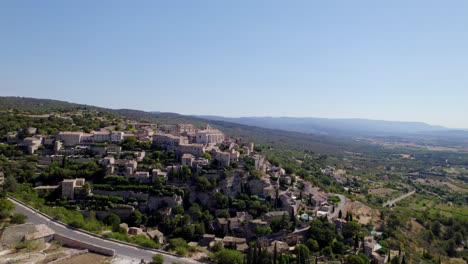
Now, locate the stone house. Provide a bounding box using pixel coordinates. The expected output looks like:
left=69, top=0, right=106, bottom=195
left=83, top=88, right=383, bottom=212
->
left=56, top=132, right=82, bottom=146
left=212, top=149, right=230, bottom=167
left=252, top=154, right=265, bottom=170
left=92, top=131, right=111, bottom=142
left=222, top=236, right=247, bottom=251
left=135, top=151, right=146, bottom=162
left=178, top=143, right=205, bottom=157
left=267, top=240, right=290, bottom=254
left=128, top=227, right=144, bottom=236
left=146, top=229, right=164, bottom=244
left=61, top=178, right=86, bottom=199
left=228, top=149, right=240, bottom=163
left=181, top=153, right=194, bottom=166
left=132, top=171, right=151, bottom=183
left=110, top=131, right=124, bottom=143
left=152, top=133, right=187, bottom=148
left=152, top=169, right=168, bottom=182
left=310, top=193, right=328, bottom=208
left=195, top=127, right=224, bottom=145
left=21, top=136, right=43, bottom=154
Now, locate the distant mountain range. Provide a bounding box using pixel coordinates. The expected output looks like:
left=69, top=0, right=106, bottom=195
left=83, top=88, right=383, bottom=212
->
left=1, top=96, right=468, bottom=152
left=193, top=115, right=457, bottom=137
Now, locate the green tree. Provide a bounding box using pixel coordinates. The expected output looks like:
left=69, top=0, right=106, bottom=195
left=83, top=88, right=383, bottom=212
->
left=295, top=244, right=310, bottom=264
left=306, top=238, right=320, bottom=252
left=308, top=218, right=335, bottom=248
left=215, top=249, right=245, bottom=264
left=128, top=210, right=143, bottom=226
left=390, top=256, right=400, bottom=264
left=103, top=213, right=121, bottom=229
left=0, top=198, right=14, bottom=219
left=201, top=152, right=212, bottom=160
left=195, top=177, right=212, bottom=191
left=446, top=239, right=457, bottom=257
left=211, top=241, right=224, bottom=253
left=343, top=221, right=361, bottom=239
left=10, top=213, right=27, bottom=224
left=347, top=255, right=366, bottom=264
left=3, top=175, right=18, bottom=192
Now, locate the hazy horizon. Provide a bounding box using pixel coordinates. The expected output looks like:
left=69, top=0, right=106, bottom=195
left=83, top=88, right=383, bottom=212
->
left=2, top=1, right=468, bottom=128
left=3, top=95, right=464, bottom=130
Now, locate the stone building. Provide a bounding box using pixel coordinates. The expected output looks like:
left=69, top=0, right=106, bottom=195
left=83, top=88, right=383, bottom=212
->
left=92, top=131, right=111, bottom=142
left=147, top=229, right=164, bottom=244
left=152, top=133, right=187, bottom=148
left=178, top=143, right=205, bottom=157
left=110, top=131, right=124, bottom=143
left=132, top=171, right=151, bottom=183
left=61, top=178, right=86, bottom=199
left=252, top=154, right=265, bottom=170
left=195, top=126, right=224, bottom=145
left=212, top=150, right=230, bottom=167
left=152, top=169, right=167, bottom=182
left=181, top=153, right=194, bottom=167
left=21, top=136, right=42, bottom=154
left=57, top=132, right=83, bottom=146
left=176, top=124, right=196, bottom=134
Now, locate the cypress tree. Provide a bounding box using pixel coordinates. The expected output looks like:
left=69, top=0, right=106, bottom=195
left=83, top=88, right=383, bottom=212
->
left=273, top=242, right=277, bottom=264
left=252, top=245, right=257, bottom=264
left=354, top=234, right=359, bottom=250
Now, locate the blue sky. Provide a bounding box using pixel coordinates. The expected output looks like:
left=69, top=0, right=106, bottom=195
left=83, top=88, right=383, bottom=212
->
left=1, top=1, right=468, bottom=128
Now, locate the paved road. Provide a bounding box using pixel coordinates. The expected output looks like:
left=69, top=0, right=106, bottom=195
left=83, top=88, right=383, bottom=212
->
left=328, top=194, right=347, bottom=220
left=383, top=190, right=416, bottom=207
left=9, top=198, right=200, bottom=264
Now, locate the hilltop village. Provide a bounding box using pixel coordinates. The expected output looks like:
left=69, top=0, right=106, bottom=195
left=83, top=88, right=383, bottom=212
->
left=1, top=110, right=391, bottom=264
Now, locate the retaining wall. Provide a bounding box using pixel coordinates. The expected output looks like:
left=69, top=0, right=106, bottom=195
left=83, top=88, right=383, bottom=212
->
left=53, top=234, right=115, bottom=256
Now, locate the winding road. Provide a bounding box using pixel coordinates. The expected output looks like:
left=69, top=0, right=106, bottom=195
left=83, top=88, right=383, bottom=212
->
left=328, top=194, right=347, bottom=220
left=9, top=197, right=200, bottom=264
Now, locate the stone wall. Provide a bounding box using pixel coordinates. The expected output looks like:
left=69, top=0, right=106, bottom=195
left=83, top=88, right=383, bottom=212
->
left=53, top=234, right=115, bottom=256
left=80, top=208, right=134, bottom=221
left=146, top=195, right=182, bottom=211
left=93, top=190, right=149, bottom=201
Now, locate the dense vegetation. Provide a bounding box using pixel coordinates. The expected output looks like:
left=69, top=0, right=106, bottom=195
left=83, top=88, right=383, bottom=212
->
left=1, top=97, right=467, bottom=263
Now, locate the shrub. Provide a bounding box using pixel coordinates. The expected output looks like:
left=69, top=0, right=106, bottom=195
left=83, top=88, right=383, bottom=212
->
left=175, top=246, right=188, bottom=256
left=10, top=213, right=27, bottom=224
left=103, top=213, right=121, bottom=228
left=130, top=234, right=160, bottom=249
left=214, top=249, right=245, bottom=264
left=152, top=254, right=164, bottom=264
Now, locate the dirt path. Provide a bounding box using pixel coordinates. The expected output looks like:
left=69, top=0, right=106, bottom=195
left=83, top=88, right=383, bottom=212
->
left=383, top=190, right=416, bottom=207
